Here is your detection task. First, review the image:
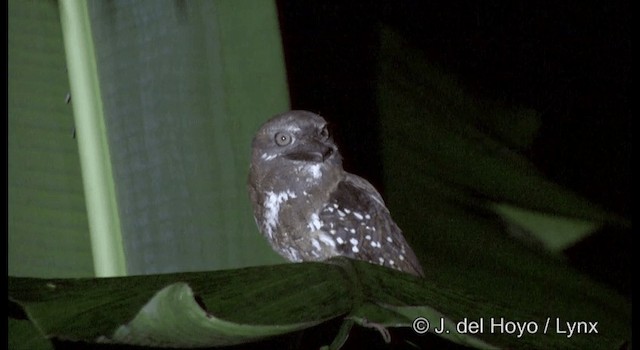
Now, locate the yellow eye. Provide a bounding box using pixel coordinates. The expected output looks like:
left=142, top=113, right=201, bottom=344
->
left=274, top=132, right=292, bottom=146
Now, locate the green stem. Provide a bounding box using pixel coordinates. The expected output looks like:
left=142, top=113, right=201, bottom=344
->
left=58, top=0, right=126, bottom=277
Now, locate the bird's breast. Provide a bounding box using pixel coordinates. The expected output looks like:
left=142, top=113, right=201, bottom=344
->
left=257, top=186, right=341, bottom=262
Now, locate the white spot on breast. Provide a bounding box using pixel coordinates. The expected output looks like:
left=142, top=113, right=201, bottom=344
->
left=336, top=237, right=344, bottom=244
left=349, top=238, right=358, bottom=246
left=365, top=235, right=371, bottom=240
left=329, top=229, right=336, bottom=235
left=337, top=210, right=346, bottom=217
left=365, top=214, right=371, bottom=220
left=389, top=259, right=395, bottom=265
left=311, top=238, right=321, bottom=251
left=352, top=246, right=359, bottom=253
left=306, top=164, right=322, bottom=179
left=353, top=212, right=363, bottom=220
left=307, top=213, right=323, bottom=231
left=318, top=233, right=336, bottom=248
left=386, top=236, right=393, bottom=243
left=399, top=254, right=405, bottom=261
left=349, top=228, right=356, bottom=234
left=285, top=247, right=302, bottom=261
left=344, top=208, right=351, bottom=214
left=378, top=257, right=385, bottom=264
left=263, top=190, right=297, bottom=239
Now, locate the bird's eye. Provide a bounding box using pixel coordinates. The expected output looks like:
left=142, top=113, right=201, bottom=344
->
left=274, top=132, right=292, bottom=146
left=318, top=125, right=329, bottom=140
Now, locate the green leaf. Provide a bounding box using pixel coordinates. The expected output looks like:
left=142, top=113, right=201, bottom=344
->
left=101, top=282, right=325, bottom=347
left=83, top=0, right=289, bottom=275
left=10, top=0, right=290, bottom=280
left=375, top=27, right=630, bottom=292
left=491, top=202, right=600, bottom=251
left=372, top=28, right=629, bottom=348
left=9, top=259, right=631, bottom=349
left=9, top=318, right=55, bottom=350
left=9, top=0, right=94, bottom=279
left=9, top=263, right=351, bottom=348
left=378, top=26, right=626, bottom=226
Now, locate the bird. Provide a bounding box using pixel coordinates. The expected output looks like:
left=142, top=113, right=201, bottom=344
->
left=248, top=110, right=424, bottom=276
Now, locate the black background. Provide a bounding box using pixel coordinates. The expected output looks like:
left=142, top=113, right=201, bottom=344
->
left=277, top=0, right=630, bottom=219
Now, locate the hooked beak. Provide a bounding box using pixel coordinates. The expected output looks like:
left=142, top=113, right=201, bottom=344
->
left=284, top=139, right=335, bottom=163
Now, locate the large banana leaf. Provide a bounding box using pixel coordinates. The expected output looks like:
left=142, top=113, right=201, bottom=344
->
left=81, top=0, right=290, bottom=275
left=8, top=0, right=94, bottom=278
left=9, top=0, right=290, bottom=279
left=9, top=258, right=631, bottom=349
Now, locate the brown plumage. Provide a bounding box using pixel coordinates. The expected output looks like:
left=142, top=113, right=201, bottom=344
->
left=248, top=110, right=423, bottom=276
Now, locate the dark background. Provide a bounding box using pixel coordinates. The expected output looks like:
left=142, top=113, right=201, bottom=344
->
left=277, top=0, right=630, bottom=219
left=276, top=3, right=631, bottom=346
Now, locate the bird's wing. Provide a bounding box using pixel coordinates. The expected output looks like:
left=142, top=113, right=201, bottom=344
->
left=317, top=173, right=424, bottom=276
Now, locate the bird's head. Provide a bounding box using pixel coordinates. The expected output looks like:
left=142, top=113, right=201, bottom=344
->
left=248, top=110, right=344, bottom=237
left=250, top=110, right=342, bottom=170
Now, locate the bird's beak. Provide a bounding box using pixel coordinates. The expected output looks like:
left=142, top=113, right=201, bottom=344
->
left=284, top=139, right=334, bottom=163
